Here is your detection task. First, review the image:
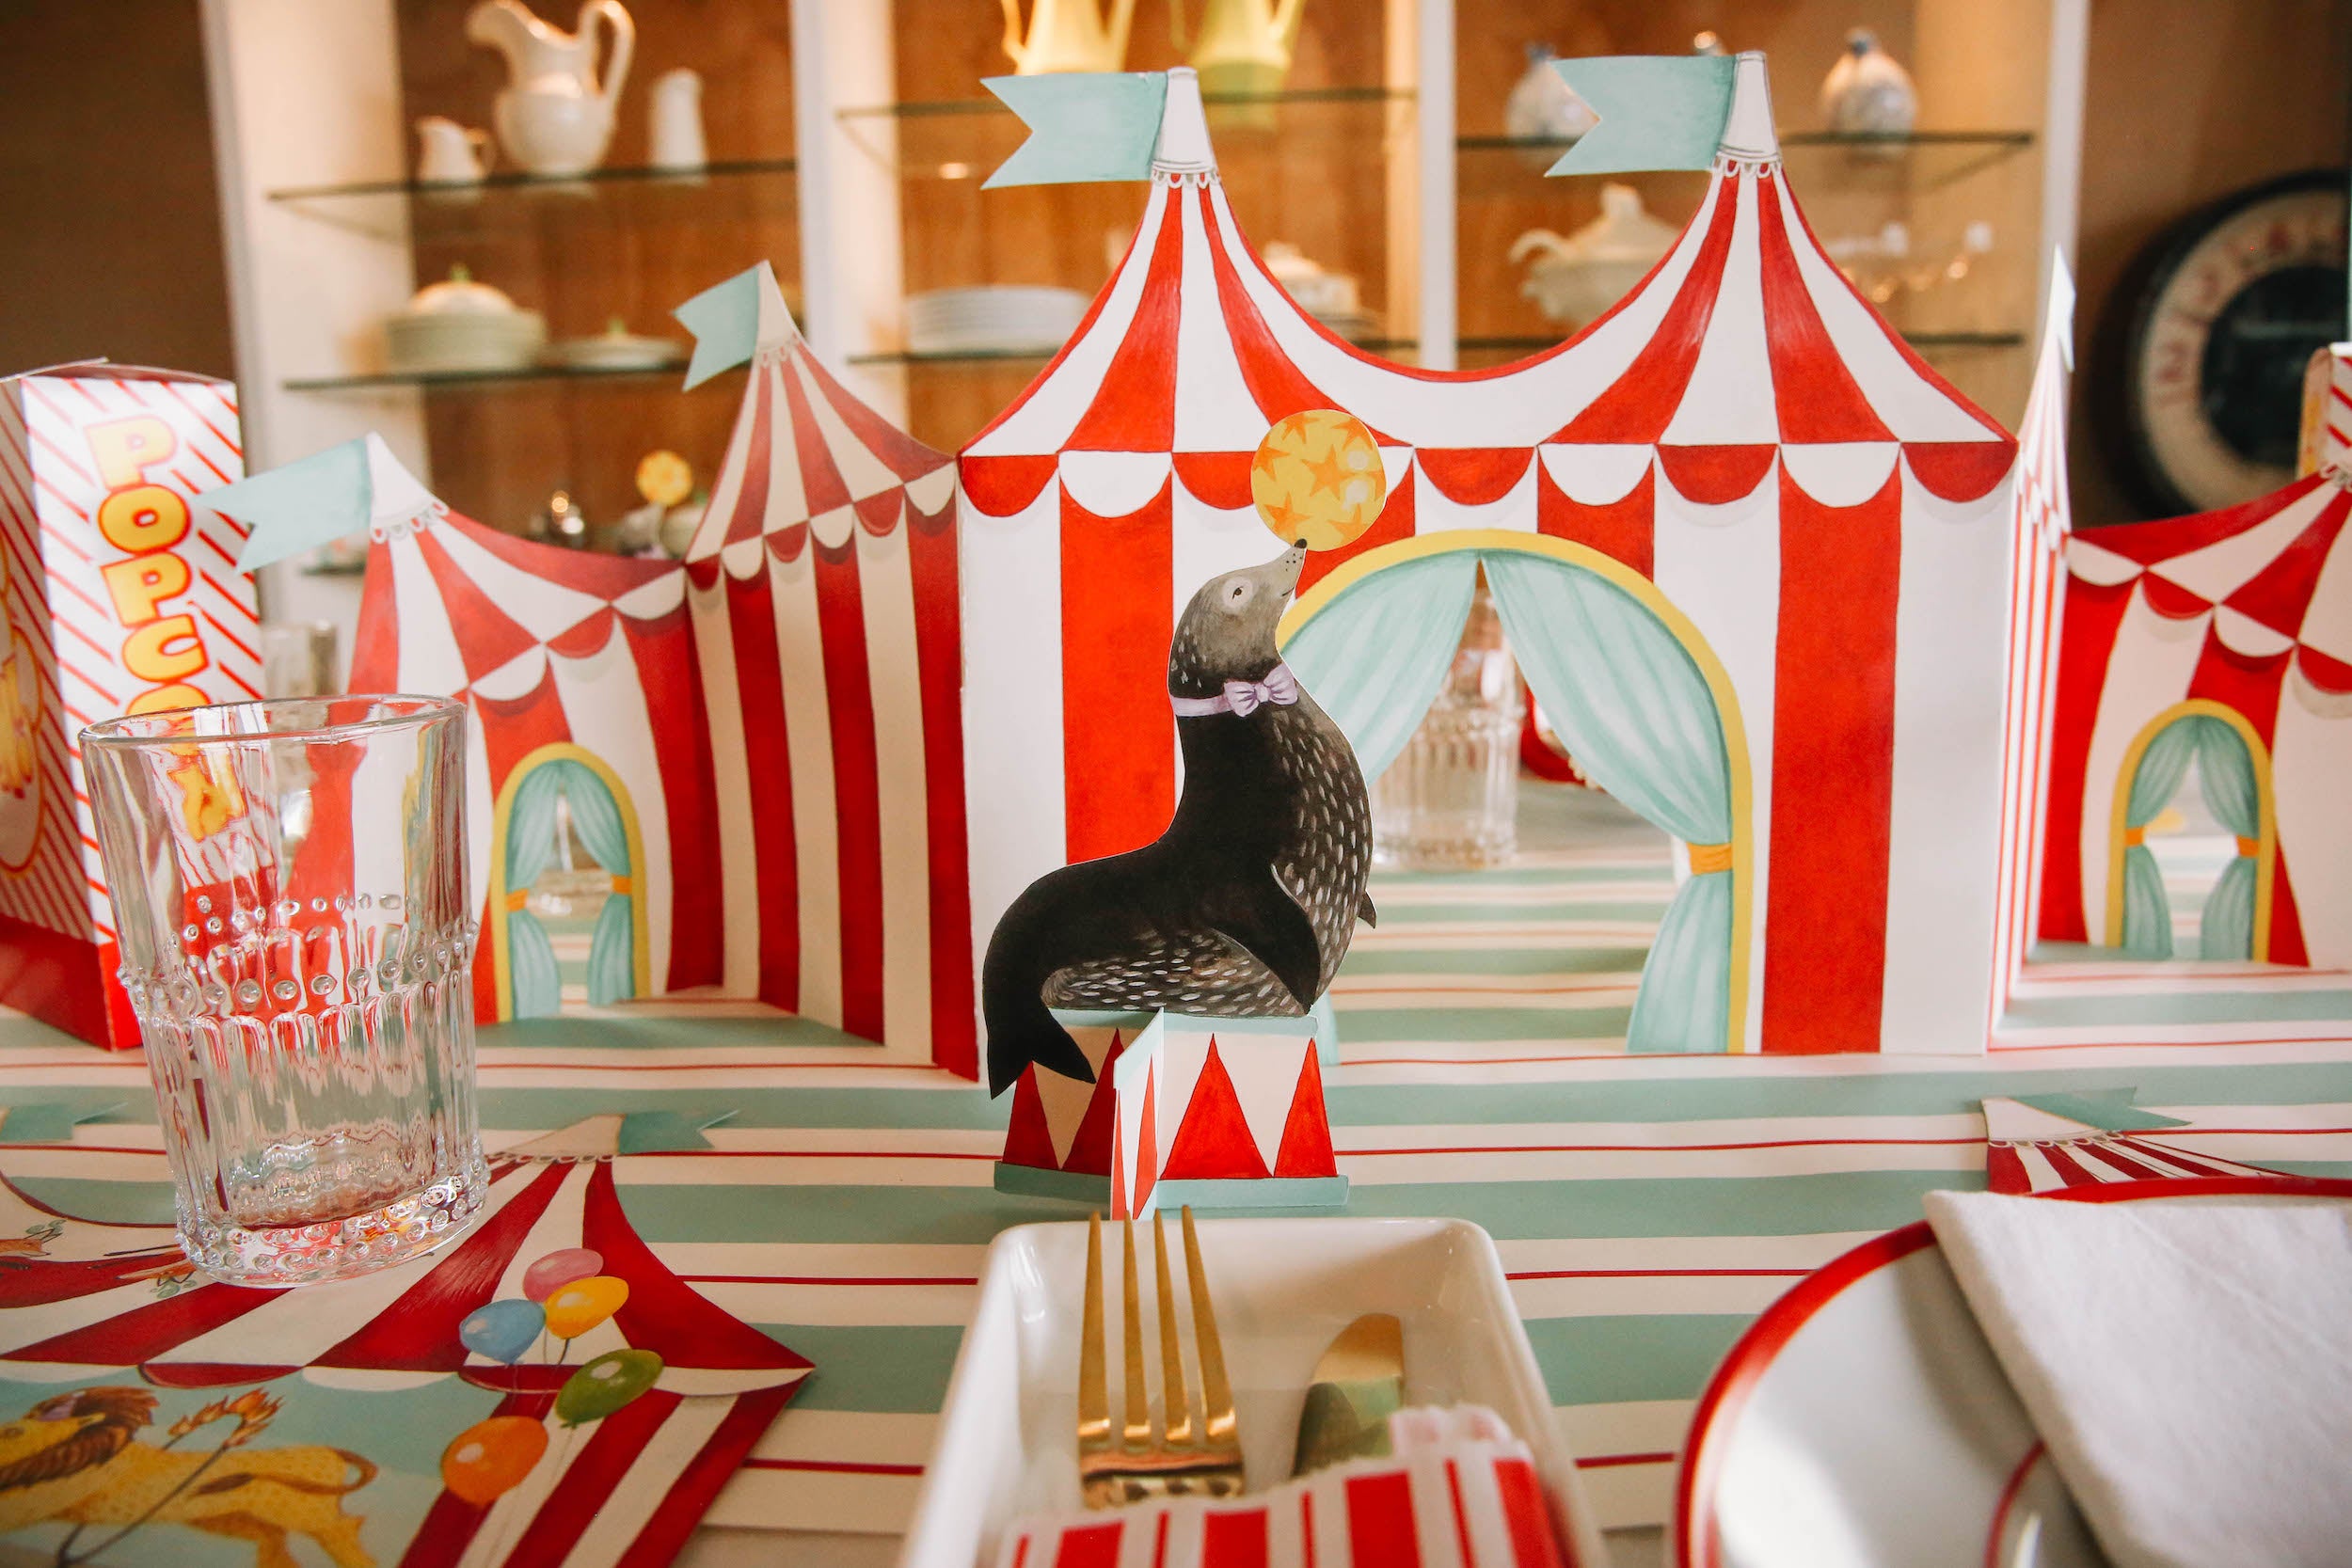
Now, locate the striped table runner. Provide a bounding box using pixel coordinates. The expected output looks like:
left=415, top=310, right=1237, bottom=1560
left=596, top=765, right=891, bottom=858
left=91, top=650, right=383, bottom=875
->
left=7, top=789, right=2348, bottom=1546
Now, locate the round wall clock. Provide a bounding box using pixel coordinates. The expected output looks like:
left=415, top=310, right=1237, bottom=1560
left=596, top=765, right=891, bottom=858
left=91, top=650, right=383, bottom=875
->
left=2097, top=169, right=2347, bottom=516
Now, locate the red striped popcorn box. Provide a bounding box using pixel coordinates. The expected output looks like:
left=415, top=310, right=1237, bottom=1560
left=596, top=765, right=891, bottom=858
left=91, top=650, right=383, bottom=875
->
left=0, top=364, right=259, bottom=1047
left=991, top=1406, right=1583, bottom=1568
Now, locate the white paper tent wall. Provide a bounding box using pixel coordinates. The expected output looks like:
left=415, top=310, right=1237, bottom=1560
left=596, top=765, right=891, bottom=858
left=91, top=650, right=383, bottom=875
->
left=1980, top=1097, right=2282, bottom=1194
left=957, top=57, right=2019, bottom=1054
left=681, top=269, right=973, bottom=1073
left=349, top=488, right=721, bottom=1022
left=2042, top=461, right=2352, bottom=966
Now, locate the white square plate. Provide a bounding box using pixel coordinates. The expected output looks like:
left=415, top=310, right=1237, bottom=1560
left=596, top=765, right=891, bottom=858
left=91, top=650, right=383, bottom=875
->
left=898, top=1216, right=1610, bottom=1568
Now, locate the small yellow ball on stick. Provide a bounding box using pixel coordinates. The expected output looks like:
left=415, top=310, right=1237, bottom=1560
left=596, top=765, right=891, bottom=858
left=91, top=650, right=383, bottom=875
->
left=1250, top=409, right=1386, bottom=551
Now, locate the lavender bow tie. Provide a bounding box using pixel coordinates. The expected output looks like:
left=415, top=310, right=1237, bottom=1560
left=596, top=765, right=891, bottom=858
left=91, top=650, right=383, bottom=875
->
left=1169, top=662, right=1301, bottom=719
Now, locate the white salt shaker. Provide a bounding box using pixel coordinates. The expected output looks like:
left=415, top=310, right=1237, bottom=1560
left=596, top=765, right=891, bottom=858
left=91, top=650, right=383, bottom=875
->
left=649, top=67, right=707, bottom=171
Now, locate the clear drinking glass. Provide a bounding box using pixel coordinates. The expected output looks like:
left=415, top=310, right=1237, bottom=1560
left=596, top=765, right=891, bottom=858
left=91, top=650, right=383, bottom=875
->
left=1372, top=574, right=1522, bottom=869
left=82, top=696, right=486, bottom=1287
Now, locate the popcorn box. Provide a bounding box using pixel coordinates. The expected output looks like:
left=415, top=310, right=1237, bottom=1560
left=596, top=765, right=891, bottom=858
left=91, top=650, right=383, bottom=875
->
left=0, top=364, right=261, bottom=1047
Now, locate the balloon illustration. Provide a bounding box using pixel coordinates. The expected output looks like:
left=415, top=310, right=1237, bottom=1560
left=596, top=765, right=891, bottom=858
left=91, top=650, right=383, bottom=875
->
left=543, top=1274, right=628, bottom=1339
left=522, top=1247, right=603, bottom=1303
left=1250, top=408, right=1388, bottom=552
left=458, top=1298, right=546, bottom=1365
left=555, top=1347, right=665, bottom=1426
left=441, top=1415, right=549, bottom=1504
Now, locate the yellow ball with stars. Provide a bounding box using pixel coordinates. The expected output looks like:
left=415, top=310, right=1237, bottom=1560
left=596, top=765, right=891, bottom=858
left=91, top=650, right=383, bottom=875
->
left=1249, top=409, right=1386, bottom=552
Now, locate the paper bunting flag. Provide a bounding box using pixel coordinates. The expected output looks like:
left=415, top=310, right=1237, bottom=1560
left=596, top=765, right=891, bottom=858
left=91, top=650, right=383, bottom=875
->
left=674, top=261, right=791, bottom=389
left=1544, top=55, right=1738, bottom=175
left=215, top=432, right=437, bottom=572
left=983, top=71, right=1170, bottom=187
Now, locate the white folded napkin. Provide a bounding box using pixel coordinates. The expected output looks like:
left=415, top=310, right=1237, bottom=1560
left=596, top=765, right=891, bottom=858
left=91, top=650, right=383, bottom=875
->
left=1923, top=1190, right=2352, bottom=1568
left=993, top=1406, right=1578, bottom=1568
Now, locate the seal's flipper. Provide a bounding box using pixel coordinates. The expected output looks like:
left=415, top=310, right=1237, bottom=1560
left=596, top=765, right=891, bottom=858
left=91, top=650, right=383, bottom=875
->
left=1358, top=891, right=1377, bottom=928
left=1210, top=869, right=1324, bottom=1010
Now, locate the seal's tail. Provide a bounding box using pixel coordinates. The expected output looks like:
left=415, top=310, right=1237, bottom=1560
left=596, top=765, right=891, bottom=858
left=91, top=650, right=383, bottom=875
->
left=981, top=943, right=1097, bottom=1097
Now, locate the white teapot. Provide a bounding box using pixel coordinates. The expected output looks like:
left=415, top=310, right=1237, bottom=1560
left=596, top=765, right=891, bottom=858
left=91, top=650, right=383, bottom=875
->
left=466, top=0, right=635, bottom=177
left=1511, top=183, right=1681, bottom=330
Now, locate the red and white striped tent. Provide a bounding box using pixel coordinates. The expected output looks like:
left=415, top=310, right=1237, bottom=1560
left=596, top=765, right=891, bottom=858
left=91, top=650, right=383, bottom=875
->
left=1989, top=273, right=2076, bottom=1022
left=349, top=484, right=723, bottom=1022
left=959, top=57, right=2019, bottom=1053
left=0, top=1116, right=810, bottom=1566
left=2039, top=444, right=2352, bottom=967
left=681, top=267, right=972, bottom=1073
left=1980, top=1097, right=2283, bottom=1195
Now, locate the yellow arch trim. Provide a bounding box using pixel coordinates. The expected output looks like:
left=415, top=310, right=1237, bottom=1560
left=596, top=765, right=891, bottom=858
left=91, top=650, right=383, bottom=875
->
left=2102, top=699, right=2277, bottom=958
left=1278, top=530, right=1756, bottom=1054
left=487, top=742, right=653, bottom=1021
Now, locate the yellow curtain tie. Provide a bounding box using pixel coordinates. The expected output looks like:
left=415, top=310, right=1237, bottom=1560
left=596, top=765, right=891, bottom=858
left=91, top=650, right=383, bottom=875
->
left=2122, top=825, right=2147, bottom=847
left=1687, top=841, right=1733, bottom=876
left=503, top=890, right=530, bottom=911
left=608, top=876, right=633, bottom=895
left=2235, top=835, right=2260, bottom=859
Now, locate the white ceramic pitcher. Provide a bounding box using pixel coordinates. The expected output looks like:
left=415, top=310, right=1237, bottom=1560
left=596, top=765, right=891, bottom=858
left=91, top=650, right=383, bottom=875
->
left=998, top=0, right=1136, bottom=75
left=415, top=116, right=494, bottom=182
left=466, top=0, right=635, bottom=177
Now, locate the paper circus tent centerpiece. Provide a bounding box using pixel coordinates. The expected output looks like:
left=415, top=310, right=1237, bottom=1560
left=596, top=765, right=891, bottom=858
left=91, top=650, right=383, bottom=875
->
left=962, top=56, right=2018, bottom=1056
left=2042, top=448, right=2352, bottom=966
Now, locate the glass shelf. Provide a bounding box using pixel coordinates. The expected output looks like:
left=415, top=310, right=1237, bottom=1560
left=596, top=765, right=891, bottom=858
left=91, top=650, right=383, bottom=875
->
left=267, top=158, right=800, bottom=241
left=1459, top=129, right=2034, bottom=197
left=283, top=361, right=697, bottom=394
left=841, top=87, right=1412, bottom=179
left=850, top=337, right=1419, bottom=370
left=1460, top=329, right=2025, bottom=355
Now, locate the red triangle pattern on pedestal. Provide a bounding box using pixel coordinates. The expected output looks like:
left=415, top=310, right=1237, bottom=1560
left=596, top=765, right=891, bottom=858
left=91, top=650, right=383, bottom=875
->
left=1000, top=1068, right=1057, bottom=1170
left=1272, top=1046, right=1336, bottom=1178
left=1061, top=1031, right=1128, bottom=1175
left=1130, top=1073, right=1160, bottom=1218
left=1109, top=1100, right=1129, bottom=1219
left=1162, top=1041, right=1271, bottom=1180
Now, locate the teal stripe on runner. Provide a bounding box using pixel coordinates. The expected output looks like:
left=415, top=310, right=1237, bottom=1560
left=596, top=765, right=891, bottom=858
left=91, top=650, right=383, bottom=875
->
left=1360, top=901, right=1666, bottom=925
left=1373, top=865, right=1671, bottom=888
left=1522, top=1315, right=1755, bottom=1407
left=1336, top=1006, right=1633, bottom=1042
left=1998, top=990, right=2352, bottom=1025
left=755, top=1324, right=966, bottom=1412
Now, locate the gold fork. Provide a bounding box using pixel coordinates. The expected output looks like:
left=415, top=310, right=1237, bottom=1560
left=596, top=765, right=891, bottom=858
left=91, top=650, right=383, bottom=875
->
left=1078, top=1206, right=1244, bottom=1507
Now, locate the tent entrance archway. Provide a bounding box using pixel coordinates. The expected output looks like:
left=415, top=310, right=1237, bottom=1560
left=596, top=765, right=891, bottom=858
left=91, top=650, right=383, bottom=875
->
left=2104, top=701, right=2277, bottom=962
left=489, top=743, right=652, bottom=1020
left=1279, top=531, right=1753, bottom=1053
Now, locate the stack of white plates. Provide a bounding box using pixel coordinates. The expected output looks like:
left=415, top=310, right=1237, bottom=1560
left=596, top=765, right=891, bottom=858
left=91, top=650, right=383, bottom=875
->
left=541, top=332, right=685, bottom=372
left=906, top=287, right=1087, bottom=356
left=385, top=310, right=547, bottom=374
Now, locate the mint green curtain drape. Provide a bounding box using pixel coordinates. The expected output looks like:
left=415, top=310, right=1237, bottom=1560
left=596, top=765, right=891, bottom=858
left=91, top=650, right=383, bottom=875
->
left=552, top=761, right=638, bottom=1005
left=1481, top=553, right=1736, bottom=1053
left=2119, top=716, right=2206, bottom=958
left=2192, top=720, right=2260, bottom=961
left=1281, top=553, right=1481, bottom=784
left=502, top=765, right=566, bottom=1017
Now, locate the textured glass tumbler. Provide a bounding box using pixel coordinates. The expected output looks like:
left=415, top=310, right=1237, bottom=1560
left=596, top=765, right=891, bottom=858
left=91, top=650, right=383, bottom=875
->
left=83, top=697, right=487, bottom=1287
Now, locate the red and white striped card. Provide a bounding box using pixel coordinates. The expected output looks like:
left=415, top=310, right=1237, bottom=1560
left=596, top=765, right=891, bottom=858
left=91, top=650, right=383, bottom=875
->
left=994, top=1408, right=1579, bottom=1568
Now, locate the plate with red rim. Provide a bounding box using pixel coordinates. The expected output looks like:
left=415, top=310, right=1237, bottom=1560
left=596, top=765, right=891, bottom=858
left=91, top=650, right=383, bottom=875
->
left=1673, top=1176, right=2352, bottom=1568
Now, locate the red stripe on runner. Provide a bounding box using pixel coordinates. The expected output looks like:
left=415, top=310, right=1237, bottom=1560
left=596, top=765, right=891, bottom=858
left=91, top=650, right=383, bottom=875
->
left=1060, top=476, right=1174, bottom=863
left=1575, top=1450, right=1676, bottom=1469
left=811, top=535, right=886, bottom=1041
left=501, top=1390, right=683, bottom=1568
left=397, top=1390, right=556, bottom=1568
left=909, top=491, right=977, bottom=1078
left=682, top=1274, right=978, bottom=1286
left=1764, top=464, right=1899, bottom=1052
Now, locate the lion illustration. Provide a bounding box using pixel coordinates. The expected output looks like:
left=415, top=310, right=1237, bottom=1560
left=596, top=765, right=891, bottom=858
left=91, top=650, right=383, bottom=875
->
left=0, top=1386, right=376, bottom=1568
